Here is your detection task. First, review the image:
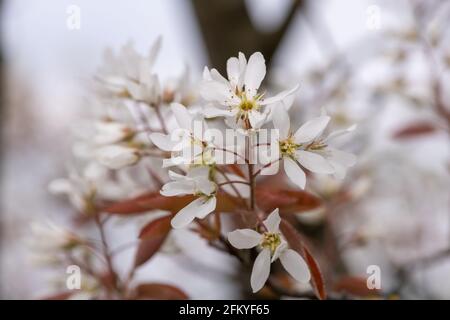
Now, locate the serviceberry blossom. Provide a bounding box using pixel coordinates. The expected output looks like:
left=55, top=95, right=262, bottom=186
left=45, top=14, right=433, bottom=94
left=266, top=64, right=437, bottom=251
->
left=161, top=167, right=217, bottom=228
left=262, top=108, right=356, bottom=189
left=97, top=39, right=162, bottom=104
left=200, top=52, right=299, bottom=129
left=228, top=209, right=311, bottom=292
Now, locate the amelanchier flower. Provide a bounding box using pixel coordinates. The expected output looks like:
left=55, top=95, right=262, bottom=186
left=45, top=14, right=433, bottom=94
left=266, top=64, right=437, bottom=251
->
left=96, top=145, right=141, bottom=170
left=161, top=167, right=217, bottom=229
left=264, top=108, right=356, bottom=189
left=97, top=38, right=162, bottom=105
left=200, top=52, right=299, bottom=129
left=228, top=209, right=311, bottom=292
left=93, top=120, right=135, bottom=145
left=150, top=103, right=214, bottom=167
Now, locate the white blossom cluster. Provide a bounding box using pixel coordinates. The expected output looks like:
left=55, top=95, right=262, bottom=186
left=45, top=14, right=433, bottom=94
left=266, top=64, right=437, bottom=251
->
left=49, top=38, right=356, bottom=293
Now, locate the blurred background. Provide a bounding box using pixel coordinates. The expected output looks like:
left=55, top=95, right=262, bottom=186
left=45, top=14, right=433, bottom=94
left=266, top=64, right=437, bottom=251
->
left=0, top=0, right=449, bottom=299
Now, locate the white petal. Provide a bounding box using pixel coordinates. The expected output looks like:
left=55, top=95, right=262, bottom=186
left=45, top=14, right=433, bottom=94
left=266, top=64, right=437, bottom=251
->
left=263, top=208, right=281, bottom=233
left=260, top=84, right=299, bottom=106
left=294, top=116, right=330, bottom=143
left=160, top=181, right=194, bottom=196
left=283, top=157, right=306, bottom=189
left=250, top=248, right=271, bottom=293
left=272, top=107, right=290, bottom=139
left=271, top=242, right=288, bottom=262
left=170, top=103, right=192, bottom=131
left=150, top=132, right=179, bottom=152
left=328, top=148, right=357, bottom=168
left=196, top=177, right=216, bottom=196
left=196, top=196, right=217, bottom=219
left=228, top=229, right=262, bottom=249
left=203, top=105, right=236, bottom=118
left=296, top=150, right=334, bottom=174
left=171, top=197, right=215, bottom=229
left=248, top=110, right=268, bottom=129
left=200, top=80, right=237, bottom=105
left=325, top=124, right=357, bottom=142
left=227, top=57, right=240, bottom=86
left=96, top=145, right=139, bottom=170
left=280, top=249, right=311, bottom=283
left=244, top=52, right=266, bottom=98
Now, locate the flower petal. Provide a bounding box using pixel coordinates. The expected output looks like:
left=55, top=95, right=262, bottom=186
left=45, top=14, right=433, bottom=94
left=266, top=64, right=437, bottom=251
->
left=296, top=150, right=334, bottom=174
left=283, top=157, right=306, bottom=189
left=160, top=181, right=194, bottom=196
left=263, top=208, right=281, bottom=233
left=150, top=132, right=180, bottom=152
left=294, top=116, right=330, bottom=143
left=271, top=241, right=288, bottom=262
left=248, top=110, right=268, bottom=129
left=244, top=52, right=266, bottom=98
left=195, top=196, right=217, bottom=219
left=250, top=248, right=271, bottom=293
left=272, top=107, right=290, bottom=140
left=228, top=229, right=262, bottom=249
left=171, top=197, right=215, bottom=229
left=203, top=105, right=236, bottom=118
left=325, top=124, right=357, bottom=142
left=170, top=103, right=192, bottom=131
left=260, top=84, right=299, bottom=106
left=280, top=249, right=311, bottom=283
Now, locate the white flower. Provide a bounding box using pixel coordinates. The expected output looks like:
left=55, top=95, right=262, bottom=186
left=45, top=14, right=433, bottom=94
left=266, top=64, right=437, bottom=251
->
left=265, top=108, right=356, bottom=189
left=161, top=167, right=217, bottom=229
left=94, top=120, right=134, bottom=145
left=96, top=145, right=140, bottom=169
left=150, top=103, right=214, bottom=167
left=97, top=39, right=162, bottom=104
left=28, top=221, right=79, bottom=251
left=49, top=167, right=97, bottom=213
left=228, top=209, right=311, bottom=292
left=200, top=52, right=299, bottom=129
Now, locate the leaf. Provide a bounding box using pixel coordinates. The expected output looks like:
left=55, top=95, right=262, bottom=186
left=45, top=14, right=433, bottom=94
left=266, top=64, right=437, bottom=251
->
left=41, top=291, right=74, bottom=300
left=134, top=283, right=189, bottom=300
left=104, top=192, right=195, bottom=215
left=392, top=121, right=437, bottom=139
left=280, top=219, right=327, bottom=300
left=134, top=215, right=172, bottom=267
left=333, top=276, right=380, bottom=297
left=256, top=188, right=322, bottom=214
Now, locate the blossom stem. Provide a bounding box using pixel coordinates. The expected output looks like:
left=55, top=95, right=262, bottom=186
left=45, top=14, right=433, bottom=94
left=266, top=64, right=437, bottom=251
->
left=94, top=213, right=120, bottom=297
left=252, top=157, right=282, bottom=177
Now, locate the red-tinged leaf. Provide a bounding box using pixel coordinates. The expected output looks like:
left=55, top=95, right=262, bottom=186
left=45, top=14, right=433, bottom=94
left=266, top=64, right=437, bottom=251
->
left=134, top=215, right=172, bottom=267
left=256, top=188, right=322, bottom=214
left=41, top=291, right=74, bottom=300
left=104, top=192, right=194, bottom=215
left=280, top=219, right=327, bottom=300
left=392, top=121, right=437, bottom=139
left=227, top=164, right=246, bottom=178
left=134, top=283, right=189, bottom=300
left=333, top=276, right=380, bottom=297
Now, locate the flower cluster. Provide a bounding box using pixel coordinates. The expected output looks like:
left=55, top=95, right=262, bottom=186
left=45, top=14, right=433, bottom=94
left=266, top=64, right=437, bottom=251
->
left=48, top=39, right=356, bottom=296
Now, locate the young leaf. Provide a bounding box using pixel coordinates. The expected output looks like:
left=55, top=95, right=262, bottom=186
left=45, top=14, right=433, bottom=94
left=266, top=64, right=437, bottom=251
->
left=333, top=276, right=381, bottom=297
left=279, top=219, right=327, bottom=300
left=133, top=283, right=189, bottom=300
left=134, top=215, right=172, bottom=267
left=392, top=121, right=437, bottom=139
left=104, top=192, right=194, bottom=214
left=256, top=188, right=321, bottom=214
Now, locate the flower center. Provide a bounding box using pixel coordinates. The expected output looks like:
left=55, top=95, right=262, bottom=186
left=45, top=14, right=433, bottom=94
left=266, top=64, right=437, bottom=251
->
left=239, top=99, right=258, bottom=111
left=261, top=232, right=281, bottom=254
left=279, top=136, right=300, bottom=156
